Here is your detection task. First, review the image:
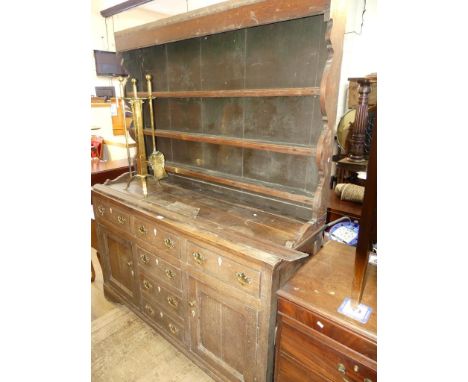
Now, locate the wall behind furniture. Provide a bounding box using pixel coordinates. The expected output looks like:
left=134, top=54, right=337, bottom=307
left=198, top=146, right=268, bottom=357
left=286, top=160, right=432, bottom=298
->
left=91, top=0, right=224, bottom=97
left=336, top=0, right=377, bottom=123
left=91, top=0, right=169, bottom=97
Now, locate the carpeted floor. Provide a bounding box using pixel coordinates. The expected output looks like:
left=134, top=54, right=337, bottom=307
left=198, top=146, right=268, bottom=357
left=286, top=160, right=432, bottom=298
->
left=92, top=301, right=214, bottom=382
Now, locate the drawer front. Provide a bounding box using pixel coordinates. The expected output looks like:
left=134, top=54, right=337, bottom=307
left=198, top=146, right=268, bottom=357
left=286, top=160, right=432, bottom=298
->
left=278, top=299, right=377, bottom=361
left=141, top=297, right=185, bottom=343
left=139, top=273, right=185, bottom=320
left=187, top=241, right=261, bottom=297
left=136, top=246, right=182, bottom=291
left=93, top=200, right=108, bottom=221
left=134, top=216, right=181, bottom=259
left=279, top=318, right=376, bottom=382
left=276, top=351, right=329, bottom=382
left=95, top=198, right=131, bottom=233
left=107, top=205, right=131, bottom=232
left=133, top=216, right=159, bottom=243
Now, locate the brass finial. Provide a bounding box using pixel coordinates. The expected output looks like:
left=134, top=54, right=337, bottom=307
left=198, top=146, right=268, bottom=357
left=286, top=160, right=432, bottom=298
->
left=131, top=78, right=138, bottom=98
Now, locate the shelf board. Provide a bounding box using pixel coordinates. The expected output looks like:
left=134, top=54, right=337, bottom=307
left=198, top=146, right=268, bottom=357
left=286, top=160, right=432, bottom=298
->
left=136, top=87, right=319, bottom=99
left=143, top=129, right=315, bottom=157
left=165, top=162, right=314, bottom=205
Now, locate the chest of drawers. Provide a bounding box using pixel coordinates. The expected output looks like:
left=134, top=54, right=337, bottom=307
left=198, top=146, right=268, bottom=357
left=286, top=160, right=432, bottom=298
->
left=274, top=241, right=377, bottom=382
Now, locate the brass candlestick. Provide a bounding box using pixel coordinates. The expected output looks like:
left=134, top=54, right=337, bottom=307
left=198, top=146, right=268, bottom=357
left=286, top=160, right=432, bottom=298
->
left=118, top=76, right=133, bottom=177
left=123, top=78, right=152, bottom=196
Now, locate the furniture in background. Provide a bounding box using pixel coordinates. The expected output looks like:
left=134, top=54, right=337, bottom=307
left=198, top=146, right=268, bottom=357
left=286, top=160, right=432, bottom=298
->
left=91, top=97, right=136, bottom=161
left=326, top=190, right=362, bottom=224
left=91, top=158, right=133, bottom=282
left=331, top=75, right=377, bottom=188
left=275, top=84, right=377, bottom=381
left=347, top=76, right=377, bottom=110
left=92, top=1, right=347, bottom=381
left=91, top=158, right=132, bottom=186
left=274, top=240, right=377, bottom=382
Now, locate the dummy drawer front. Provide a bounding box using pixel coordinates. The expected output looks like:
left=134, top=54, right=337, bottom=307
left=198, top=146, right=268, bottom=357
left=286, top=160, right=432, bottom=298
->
left=139, top=272, right=185, bottom=320
left=136, top=246, right=182, bottom=291
left=141, top=297, right=185, bottom=344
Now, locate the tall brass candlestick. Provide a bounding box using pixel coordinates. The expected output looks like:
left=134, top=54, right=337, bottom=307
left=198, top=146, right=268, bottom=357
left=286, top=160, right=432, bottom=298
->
left=130, top=78, right=148, bottom=177
left=118, top=76, right=133, bottom=177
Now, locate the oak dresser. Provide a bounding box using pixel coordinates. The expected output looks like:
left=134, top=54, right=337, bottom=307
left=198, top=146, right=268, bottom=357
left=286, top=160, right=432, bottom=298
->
left=92, top=1, right=347, bottom=381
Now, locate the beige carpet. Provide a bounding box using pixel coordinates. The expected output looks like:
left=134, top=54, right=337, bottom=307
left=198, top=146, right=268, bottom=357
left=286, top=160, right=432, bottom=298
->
left=92, top=304, right=214, bottom=382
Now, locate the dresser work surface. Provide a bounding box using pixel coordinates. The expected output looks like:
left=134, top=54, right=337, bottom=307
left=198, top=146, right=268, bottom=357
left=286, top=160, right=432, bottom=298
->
left=93, top=175, right=311, bottom=382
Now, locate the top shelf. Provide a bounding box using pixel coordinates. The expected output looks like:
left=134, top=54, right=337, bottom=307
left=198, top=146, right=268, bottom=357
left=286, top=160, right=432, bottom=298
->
left=135, top=87, right=320, bottom=99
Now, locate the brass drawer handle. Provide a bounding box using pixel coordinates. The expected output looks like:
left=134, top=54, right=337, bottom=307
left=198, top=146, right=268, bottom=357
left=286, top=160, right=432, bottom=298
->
left=167, top=296, right=178, bottom=309
left=127, top=260, right=133, bottom=267
left=165, top=269, right=175, bottom=280
left=164, top=238, right=175, bottom=249
left=236, top=272, right=251, bottom=286
left=138, top=225, right=147, bottom=234
left=192, top=252, right=205, bottom=265
left=143, top=279, right=153, bottom=290
left=168, top=323, right=178, bottom=335
left=363, top=379, right=372, bottom=382
left=117, top=215, right=126, bottom=224
left=337, top=363, right=346, bottom=374
left=140, top=253, right=149, bottom=264
left=188, top=300, right=196, bottom=307
left=97, top=206, right=105, bottom=216
left=145, top=304, right=154, bottom=316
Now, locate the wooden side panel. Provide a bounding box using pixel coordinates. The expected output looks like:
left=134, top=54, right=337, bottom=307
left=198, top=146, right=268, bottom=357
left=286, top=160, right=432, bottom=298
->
left=189, top=276, right=259, bottom=382
left=312, top=1, right=347, bottom=223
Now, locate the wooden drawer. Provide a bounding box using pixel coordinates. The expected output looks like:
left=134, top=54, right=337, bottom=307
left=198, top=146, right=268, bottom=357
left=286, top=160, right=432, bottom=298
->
left=133, top=216, right=181, bottom=259
left=93, top=200, right=108, bottom=221
left=278, top=299, right=377, bottom=361
left=139, top=272, right=185, bottom=320
left=94, top=198, right=131, bottom=233
left=276, top=351, right=329, bottom=382
left=187, top=241, right=261, bottom=297
left=279, top=318, right=376, bottom=382
left=141, top=297, right=185, bottom=343
left=136, top=246, right=182, bottom=291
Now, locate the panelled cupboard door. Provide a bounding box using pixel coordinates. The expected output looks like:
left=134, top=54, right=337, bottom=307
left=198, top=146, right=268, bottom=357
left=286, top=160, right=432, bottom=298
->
left=188, top=276, right=259, bottom=382
left=99, top=226, right=137, bottom=302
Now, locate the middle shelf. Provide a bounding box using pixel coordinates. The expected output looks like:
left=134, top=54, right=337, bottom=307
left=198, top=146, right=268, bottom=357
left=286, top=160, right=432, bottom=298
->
left=143, top=129, right=316, bottom=157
